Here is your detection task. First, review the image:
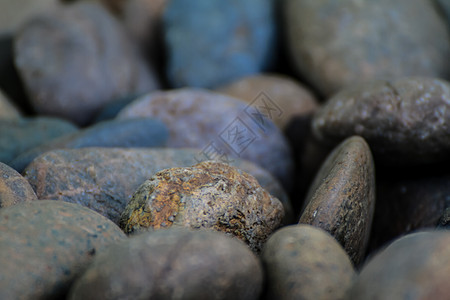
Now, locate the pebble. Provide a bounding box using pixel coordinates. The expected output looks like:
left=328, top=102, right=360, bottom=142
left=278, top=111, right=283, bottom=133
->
left=119, top=161, right=284, bottom=252
left=164, top=0, right=276, bottom=88
left=284, top=0, right=450, bottom=96
left=9, top=118, right=169, bottom=172
left=299, top=136, right=375, bottom=265
left=216, top=73, right=319, bottom=130
left=262, top=225, right=355, bottom=300
left=0, top=89, right=20, bottom=120
left=0, top=200, right=125, bottom=299
left=14, top=1, right=159, bottom=125
left=23, top=148, right=291, bottom=225
left=349, top=230, right=450, bottom=299
left=0, top=162, right=37, bottom=208
left=68, top=228, right=262, bottom=300
left=313, top=77, right=450, bottom=165
left=0, top=117, right=77, bottom=164
left=117, top=88, right=294, bottom=189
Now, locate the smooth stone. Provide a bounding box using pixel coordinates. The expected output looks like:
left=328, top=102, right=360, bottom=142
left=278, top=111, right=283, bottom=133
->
left=164, top=0, right=276, bottom=88
left=0, top=89, right=20, bottom=120
left=117, top=88, right=294, bottom=189
left=9, top=118, right=168, bottom=172
left=349, top=231, right=450, bottom=299
left=0, top=200, right=125, bottom=300
left=284, top=0, right=450, bottom=97
left=92, top=94, right=141, bottom=122
left=313, top=77, right=450, bottom=165
left=299, top=136, right=375, bottom=265
left=436, top=0, right=450, bottom=25
left=69, top=228, right=262, bottom=300
left=0, top=162, right=37, bottom=208
left=0, top=117, right=78, bottom=164
left=14, top=1, right=159, bottom=125
left=119, top=161, right=284, bottom=252
left=23, top=148, right=291, bottom=225
left=262, top=225, right=355, bottom=300
left=216, top=73, right=318, bottom=130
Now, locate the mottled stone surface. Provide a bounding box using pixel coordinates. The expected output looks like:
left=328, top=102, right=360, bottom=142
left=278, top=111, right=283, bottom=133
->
left=284, top=0, right=450, bottom=96
left=120, top=161, right=284, bottom=252
left=69, top=228, right=262, bottom=300
left=24, top=148, right=290, bottom=225
left=299, top=136, right=375, bottom=265
left=117, top=88, right=294, bottom=188
left=262, top=225, right=355, bottom=300
left=0, top=200, right=125, bottom=300
left=349, top=231, right=450, bottom=299
left=0, top=117, right=77, bottom=163
left=313, top=77, right=450, bottom=165
left=0, top=162, right=37, bottom=208
left=10, top=118, right=168, bottom=172
left=14, top=1, right=159, bottom=125
left=164, top=0, right=276, bottom=88
left=216, top=73, right=318, bottom=129
left=0, top=89, right=20, bottom=120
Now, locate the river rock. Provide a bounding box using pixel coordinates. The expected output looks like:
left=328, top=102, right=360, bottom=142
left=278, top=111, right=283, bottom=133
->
left=119, top=161, right=284, bottom=252
left=164, top=0, right=276, bottom=88
left=349, top=231, right=450, bottom=299
left=0, top=89, right=20, bottom=120
left=262, top=225, right=355, bottom=300
left=117, top=88, right=294, bottom=188
left=284, top=0, right=450, bottom=97
left=313, top=77, right=450, bottom=165
left=299, top=136, right=375, bottom=265
left=69, top=228, right=262, bottom=300
left=0, top=162, right=37, bottom=208
left=14, top=1, right=159, bottom=125
left=9, top=118, right=168, bottom=172
left=0, top=200, right=125, bottom=300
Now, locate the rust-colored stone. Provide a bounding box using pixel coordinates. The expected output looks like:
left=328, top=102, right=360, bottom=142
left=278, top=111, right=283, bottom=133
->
left=0, top=162, right=37, bottom=207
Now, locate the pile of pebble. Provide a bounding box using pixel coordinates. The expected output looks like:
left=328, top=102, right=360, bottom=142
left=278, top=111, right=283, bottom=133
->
left=1, top=0, right=450, bottom=299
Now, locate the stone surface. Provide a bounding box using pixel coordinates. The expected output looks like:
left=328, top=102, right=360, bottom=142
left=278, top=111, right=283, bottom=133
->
left=299, top=136, right=375, bottom=265
left=14, top=1, right=159, bottom=125
left=349, top=231, right=450, bottom=299
left=117, top=88, right=294, bottom=188
left=0, top=200, right=125, bottom=300
left=436, top=0, right=450, bottom=25
left=24, top=148, right=291, bottom=225
left=0, top=117, right=78, bottom=164
left=69, top=228, right=262, bottom=300
left=0, top=162, right=37, bottom=208
left=164, top=0, right=276, bottom=88
left=216, top=73, right=318, bottom=130
left=119, top=161, right=284, bottom=252
left=262, top=225, right=355, bottom=300
left=313, top=77, right=450, bottom=165
left=284, top=0, right=450, bottom=96
left=10, top=118, right=168, bottom=172
left=0, top=89, right=20, bottom=120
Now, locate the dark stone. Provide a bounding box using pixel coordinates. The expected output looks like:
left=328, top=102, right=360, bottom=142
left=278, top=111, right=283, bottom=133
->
left=0, top=162, right=37, bottom=208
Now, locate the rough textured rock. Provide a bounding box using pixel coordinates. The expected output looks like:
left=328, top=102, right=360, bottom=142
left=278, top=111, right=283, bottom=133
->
left=24, top=148, right=291, bottom=225
left=0, top=200, right=125, bottom=300
left=69, top=228, right=262, bottom=300
left=313, top=77, right=450, bottom=165
left=14, top=1, right=159, bottom=125
left=117, top=88, right=294, bottom=188
left=10, top=118, right=168, bottom=172
left=0, top=89, right=20, bottom=120
left=262, top=225, right=355, bottom=300
left=349, top=231, right=450, bottom=299
left=284, top=0, right=450, bottom=96
left=216, top=73, right=318, bottom=130
left=164, top=0, right=276, bottom=88
left=0, top=162, right=37, bottom=208
left=299, top=136, right=375, bottom=265
left=0, top=117, right=77, bottom=164
left=119, top=161, right=284, bottom=252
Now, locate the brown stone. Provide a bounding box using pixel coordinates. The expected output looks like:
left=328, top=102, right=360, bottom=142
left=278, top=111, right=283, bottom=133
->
left=0, top=162, right=37, bottom=208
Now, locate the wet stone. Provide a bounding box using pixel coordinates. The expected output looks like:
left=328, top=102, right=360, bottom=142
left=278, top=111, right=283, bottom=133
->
left=0, top=162, right=37, bottom=208
left=313, top=77, right=450, bottom=165
left=299, top=136, right=375, bottom=266
left=69, top=228, right=262, bottom=300
left=119, top=161, right=284, bottom=252
left=262, top=225, right=355, bottom=300
left=0, top=200, right=125, bottom=300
